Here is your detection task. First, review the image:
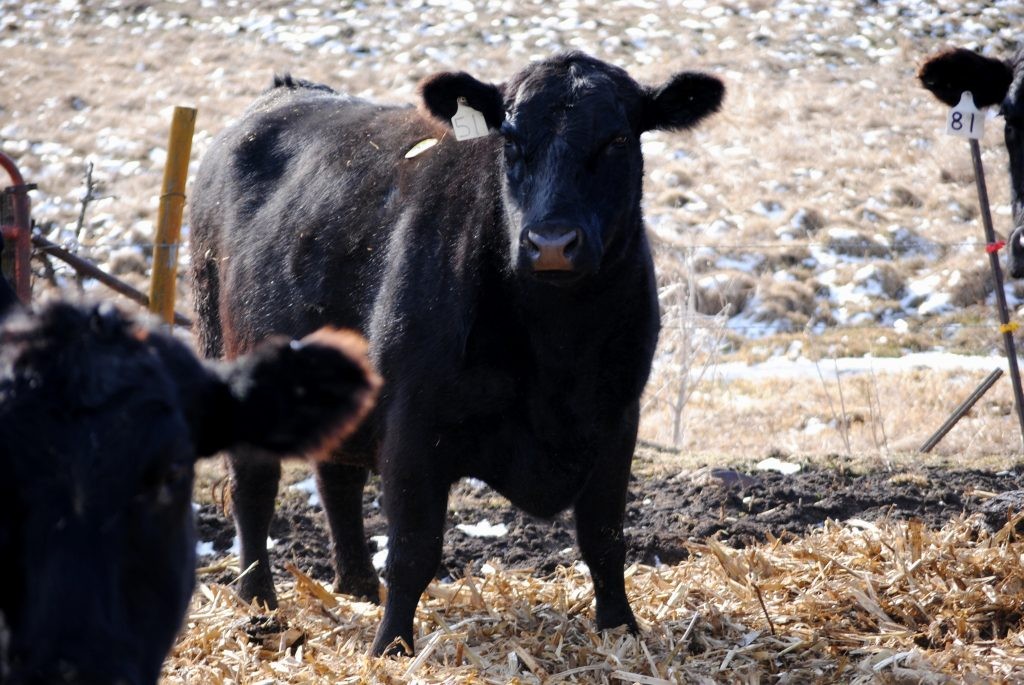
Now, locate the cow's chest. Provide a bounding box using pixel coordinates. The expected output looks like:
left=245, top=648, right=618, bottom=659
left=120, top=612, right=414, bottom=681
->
left=442, top=317, right=643, bottom=514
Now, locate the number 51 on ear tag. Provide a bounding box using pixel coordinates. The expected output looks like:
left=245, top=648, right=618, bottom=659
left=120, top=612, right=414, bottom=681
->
left=946, top=91, right=985, bottom=140
left=452, top=98, right=488, bottom=141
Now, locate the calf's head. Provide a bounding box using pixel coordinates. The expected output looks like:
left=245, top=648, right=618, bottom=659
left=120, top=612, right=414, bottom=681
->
left=0, top=303, right=378, bottom=684
left=420, top=52, right=724, bottom=284
left=919, top=48, right=1024, bottom=276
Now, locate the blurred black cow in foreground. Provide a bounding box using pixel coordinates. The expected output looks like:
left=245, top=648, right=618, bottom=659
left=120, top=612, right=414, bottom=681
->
left=191, top=51, right=724, bottom=655
left=919, top=48, right=1024, bottom=277
left=0, top=301, right=378, bottom=683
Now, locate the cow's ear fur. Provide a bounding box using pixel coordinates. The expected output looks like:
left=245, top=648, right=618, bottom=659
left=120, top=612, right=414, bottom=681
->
left=193, top=329, right=380, bottom=459
left=639, top=72, right=725, bottom=133
left=419, top=72, right=505, bottom=131
left=918, top=48, right=1013, bottom=108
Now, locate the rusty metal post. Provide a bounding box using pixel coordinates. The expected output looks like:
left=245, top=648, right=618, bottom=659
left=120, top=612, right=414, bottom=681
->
left=0, top=152, right=34, bottom=304
left=920, top=367, right=1004, bottom=453
left=149, top=106, right=197, bottom=325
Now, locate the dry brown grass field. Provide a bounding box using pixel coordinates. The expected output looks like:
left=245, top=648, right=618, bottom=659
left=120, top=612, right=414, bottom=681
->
left=4, top=0, right=1024, bottom=682
left=5, top=0, right=1024, bottom=462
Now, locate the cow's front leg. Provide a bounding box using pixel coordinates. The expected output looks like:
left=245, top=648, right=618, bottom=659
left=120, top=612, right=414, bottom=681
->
left=316, top=461, right=379, bottom=602
left=370, top=456, right=450, bottom=656
left=229, top=448, right=281, bottom=608
left=573, top=409, right=639, bottom=632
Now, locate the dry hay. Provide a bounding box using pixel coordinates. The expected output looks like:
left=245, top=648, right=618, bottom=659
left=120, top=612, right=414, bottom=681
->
left=163, top=514, right=1024, bottom=684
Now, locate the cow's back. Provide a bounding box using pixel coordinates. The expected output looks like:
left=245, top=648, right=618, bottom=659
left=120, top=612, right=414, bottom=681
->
left=190, top=81, right=445, bottom=357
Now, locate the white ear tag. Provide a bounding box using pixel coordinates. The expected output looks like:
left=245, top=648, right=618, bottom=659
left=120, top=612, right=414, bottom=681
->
left=451, top=98, right=489, bottom=141
left=946, top=91, right=985, bottom=139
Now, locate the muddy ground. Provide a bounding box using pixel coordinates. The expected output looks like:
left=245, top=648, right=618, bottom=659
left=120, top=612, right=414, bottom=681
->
left=195, top=461, right=1024, bottom=589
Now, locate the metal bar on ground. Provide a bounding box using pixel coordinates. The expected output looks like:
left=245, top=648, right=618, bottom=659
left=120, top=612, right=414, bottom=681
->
left=920, top=367, right=1004, bottom=453
left=32, top=234, right=192, bottom=328
left=969, top=138, right=1024, bottom=451
left=149, top=106, right=197, bottom=325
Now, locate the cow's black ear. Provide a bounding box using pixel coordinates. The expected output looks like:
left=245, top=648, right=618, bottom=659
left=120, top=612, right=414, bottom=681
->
left=419, top=72, right=505, bottom=131
left=918, top=48, right=1013, bottom=108
left=194, top=329, right=380, bottom=459
left=639, top=72, right=724, bottom=133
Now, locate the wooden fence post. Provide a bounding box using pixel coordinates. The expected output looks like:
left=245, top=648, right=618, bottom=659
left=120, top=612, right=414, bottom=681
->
left=149, top=106, right=197, bottom=325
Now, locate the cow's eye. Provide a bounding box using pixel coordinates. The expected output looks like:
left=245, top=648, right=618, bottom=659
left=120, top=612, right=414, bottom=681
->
left=589, top=135, right=630, bottom=168
left=597, top=135, right=629, bottom=159
left=504, top=140, right=523, bottom=165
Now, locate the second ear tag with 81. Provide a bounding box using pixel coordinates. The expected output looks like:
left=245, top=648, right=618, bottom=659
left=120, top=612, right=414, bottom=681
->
left=946, top=91, right=985, bottom=140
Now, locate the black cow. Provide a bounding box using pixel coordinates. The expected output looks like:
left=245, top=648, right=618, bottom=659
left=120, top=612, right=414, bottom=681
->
left=919, top=48, right=1024, bottom=276
left=0, top=302, right=378, bottom=684
left=190, top=51, right=724, bottom=655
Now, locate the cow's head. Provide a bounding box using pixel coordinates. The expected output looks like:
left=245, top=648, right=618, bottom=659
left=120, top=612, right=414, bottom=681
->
left=420, top=52, right=724, bottom=285
left=919, top=48, right=1024, bottom=276
left=0, top=303, right=378, bottom=684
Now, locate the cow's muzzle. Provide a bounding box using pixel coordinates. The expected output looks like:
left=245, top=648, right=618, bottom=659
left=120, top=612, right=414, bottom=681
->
left=522, top=224, right=583, bottom=272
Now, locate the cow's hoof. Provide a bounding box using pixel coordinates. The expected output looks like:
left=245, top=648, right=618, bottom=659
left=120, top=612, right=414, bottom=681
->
left=370, top=635, right=413, bottom=658
left=596, top=607, right=639, bottom=634
left=237, top=573, right=279, bottom=611
left=336, top=572, right=382, bottom=604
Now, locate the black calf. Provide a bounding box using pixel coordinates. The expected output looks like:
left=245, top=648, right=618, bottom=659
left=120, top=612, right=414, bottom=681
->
left=0, top=303, right=377, bottom=683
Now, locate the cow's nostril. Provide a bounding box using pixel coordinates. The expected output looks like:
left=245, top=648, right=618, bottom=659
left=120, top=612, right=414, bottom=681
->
left=563, top=229, right=581, bottom=258
left=523, top=233, right=541, bottom=258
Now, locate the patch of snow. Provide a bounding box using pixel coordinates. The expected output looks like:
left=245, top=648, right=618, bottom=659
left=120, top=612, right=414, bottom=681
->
left=290, top=475, right=320, bottom=507
left=148, top=147, right=167, bottom=165
left=715, top=253, right=762, bottom=273
left=228, top=536, right=276, bottom=555
left=705, top=218, right=737, bottom=236
left=757, top=457, right=802, bottom=475
left=706, top=351, right=1007, bottom=383
left=827, top=227, right=861, bottom=241
left=752, top=200, right=785, bottom=219
left=726, top=309, right=789, bottom=339
left=917, top=291, right=953, bottom=317
left=455, top=519, right=508, bottom=538
left=371, top=535, right=389, bottom=571
left=803, top=418, right=828, bottom=436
